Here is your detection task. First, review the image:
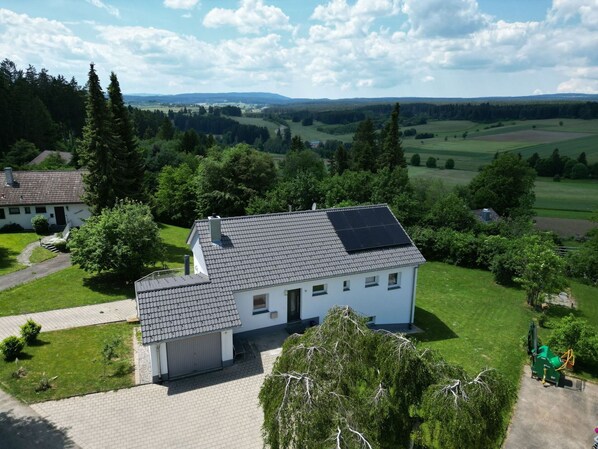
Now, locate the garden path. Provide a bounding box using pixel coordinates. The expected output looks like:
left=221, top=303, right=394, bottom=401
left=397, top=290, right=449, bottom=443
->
left=0, top=299, right=137, bottom=340
left=15, top=241, right=40, bottom=267
left=0, top=253, right=71, bottom=292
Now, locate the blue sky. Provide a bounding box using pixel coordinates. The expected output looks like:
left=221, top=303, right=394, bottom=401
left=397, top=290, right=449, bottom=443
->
left=1, top=0, right=596, bottom=98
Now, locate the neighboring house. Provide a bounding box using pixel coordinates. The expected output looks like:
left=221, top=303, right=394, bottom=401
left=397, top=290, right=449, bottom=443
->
left=135, top=204, right=426, bottom=382
left=28, top=150, right=73, bottom=166
left=0, top=167, right=90, bottom=230
left=472, top=207, right=500, bottom=224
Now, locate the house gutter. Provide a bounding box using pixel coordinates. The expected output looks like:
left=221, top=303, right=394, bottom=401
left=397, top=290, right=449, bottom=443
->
left=156, top=343, right=162, bottom=382
left=409, top=266, right=419, bottom=330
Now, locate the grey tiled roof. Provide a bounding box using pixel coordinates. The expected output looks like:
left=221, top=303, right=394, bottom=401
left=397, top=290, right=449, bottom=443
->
left=136, top=204, right=425, bottom=345
left=0, top=170, right=86, bottom=206
left=28, top=150, right=73, bottom=165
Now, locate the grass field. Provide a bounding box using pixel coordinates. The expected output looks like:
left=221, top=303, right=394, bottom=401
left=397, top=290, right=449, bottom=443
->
left=29, top=247, right=57, bottom=264
left=415, top=262, right=598, bottom=386
left=0, top=224, right=190, bottom=317
left=0, top=232, right=39, bottom=275
left=0, top=323, right=135, bottom=403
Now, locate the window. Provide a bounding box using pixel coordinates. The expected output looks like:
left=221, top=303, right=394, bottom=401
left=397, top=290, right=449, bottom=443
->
left=253, top=294, right=268, bottom=314
left=365, top=275, right=378, bottom=287
left=343, top=280, right=350, bottom=291
left=0, top=208, right=4, bottom=219
left=8, top=207, right=20, bottom=215
left=35, top=206, right=47, bottom=213
left=388, top=272, right=401, bottom=289
left=312, top=284, right=327, bottom=296
left=24, top=206, right=31, bottom=214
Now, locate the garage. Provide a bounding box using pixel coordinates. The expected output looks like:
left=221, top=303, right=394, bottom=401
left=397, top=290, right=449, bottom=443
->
left=167, top=332, right=222, bottom=378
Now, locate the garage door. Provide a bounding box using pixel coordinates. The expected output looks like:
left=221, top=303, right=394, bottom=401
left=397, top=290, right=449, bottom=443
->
left=167, top=332, right=222, bottom=378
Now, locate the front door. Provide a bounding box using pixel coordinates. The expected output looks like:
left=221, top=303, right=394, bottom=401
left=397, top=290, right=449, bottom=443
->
left=54, top=206, right=66, bottom=226
left=287, top=288, right=301, bottom=322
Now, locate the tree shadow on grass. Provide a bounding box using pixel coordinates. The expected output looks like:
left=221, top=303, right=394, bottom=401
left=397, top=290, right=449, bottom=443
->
left=28, top=338, right=50, bottom=348
left=413, top=306, right=459, bottom=342
left=0, top=410, right=79, bottom=449
left=160, top=242, right=192, bottom=268
left=110, top=362, right=134, bottom=379
left=82, top=272, right=134, bottom=298
left=0, top=246, right=20, bottom=271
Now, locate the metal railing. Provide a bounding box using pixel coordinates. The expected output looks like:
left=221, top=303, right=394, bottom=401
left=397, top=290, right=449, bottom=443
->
left=63, top=221, right=72, bottom=240
left=136, top=267, right=185, bottom=283
left=555, top=246, right=580, bottom=257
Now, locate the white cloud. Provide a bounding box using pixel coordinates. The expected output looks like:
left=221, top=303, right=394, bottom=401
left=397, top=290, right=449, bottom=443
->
left=86, top=0, right=120, bottom=18
left=203, top=0, right=293, bottom=34
left=163, top=0, right=200, bottom=10
left=557, top=78, right=598, bottom=94
left=402, top=0, right=488, bottom=37
left=422, top=75, right=435, bottom=82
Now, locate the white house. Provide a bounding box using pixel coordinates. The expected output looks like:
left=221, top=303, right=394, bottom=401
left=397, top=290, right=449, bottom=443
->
left=135, top=205, right=426, bottom=382
left=0, top=167, right=90, bottom=230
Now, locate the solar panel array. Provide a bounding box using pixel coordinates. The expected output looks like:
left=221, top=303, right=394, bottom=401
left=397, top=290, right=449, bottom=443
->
left=327, top=207, right=412, bottom=252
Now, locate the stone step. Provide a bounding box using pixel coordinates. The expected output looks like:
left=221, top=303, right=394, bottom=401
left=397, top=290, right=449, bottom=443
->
left=41, top=243, right=60, bottom=253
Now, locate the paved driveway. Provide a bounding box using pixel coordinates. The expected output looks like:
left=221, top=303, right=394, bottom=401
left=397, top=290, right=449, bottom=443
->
left=503, top=366, right=598, bottom=449
left=31, top=332, right=286, bottom=449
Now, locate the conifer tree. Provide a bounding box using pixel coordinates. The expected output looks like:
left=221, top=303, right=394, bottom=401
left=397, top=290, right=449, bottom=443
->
left=108, top=72, right=146, bottom=202
left=351, top=118, right=377, bottom=172
left=379, top=103, right=406, bottom=169
left=79, top=63, right=118, bottom=214
left=335, top=144, right=349, bottom=175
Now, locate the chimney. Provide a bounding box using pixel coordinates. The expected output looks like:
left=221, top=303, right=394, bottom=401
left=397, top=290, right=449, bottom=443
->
left=4, top=167, right=14, bottom=186
left=184, top=255, right=190, bottom=275
left=481, top=208, right=491, bottom=222
left=208, top=214, right=221, bottom=244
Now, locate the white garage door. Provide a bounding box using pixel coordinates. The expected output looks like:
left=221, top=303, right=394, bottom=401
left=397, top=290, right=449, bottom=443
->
left=167, top=332, right=222, bottom=378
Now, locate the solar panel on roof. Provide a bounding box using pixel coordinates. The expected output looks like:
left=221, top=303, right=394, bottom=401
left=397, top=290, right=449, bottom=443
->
left=327, top=207, right=412, bottom=253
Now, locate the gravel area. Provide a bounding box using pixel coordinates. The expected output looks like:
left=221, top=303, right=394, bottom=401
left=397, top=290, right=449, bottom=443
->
left=133, top=327, right=152, bottom=385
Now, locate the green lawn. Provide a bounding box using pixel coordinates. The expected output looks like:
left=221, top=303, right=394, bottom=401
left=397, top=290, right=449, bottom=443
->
left=29, top=247, right=57, bottom=264
left=415, top=262, right=598, bottom=385
left=0, top=232, right=39, bottom=275
left=0, top=223, right=190, bottom=317
left=415, top=262, right=533, bottom=386
left=0, top=323, right=135, bottom=403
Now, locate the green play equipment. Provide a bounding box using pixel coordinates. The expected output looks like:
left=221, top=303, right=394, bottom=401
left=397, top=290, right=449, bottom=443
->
left=527, top=321, right=575, bottom=386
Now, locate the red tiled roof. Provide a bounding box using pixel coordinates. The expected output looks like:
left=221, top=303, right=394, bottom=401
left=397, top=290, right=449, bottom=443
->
left=0, top=170, right=86, bottom=206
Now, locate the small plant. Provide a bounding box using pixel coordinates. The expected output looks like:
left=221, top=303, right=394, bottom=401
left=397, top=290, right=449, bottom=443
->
left=11, top=364, right=28, bottom=379
left=537, top=314, right=547, bottom=328
left=0, top=336, right=25, bottom=361
left=31, top=215, right=50, bottom=235
left=20, top=319, right=42, bottom=345
left=35, top=373, right=57, bottom=392
left=100, top=336, right=123, bottom=377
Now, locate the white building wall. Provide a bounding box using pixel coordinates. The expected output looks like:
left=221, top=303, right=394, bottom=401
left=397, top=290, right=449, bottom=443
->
left=190, top=233, right=208, bottom=276
left=0, top=203, right=90, bottom=230
left=233, top=266, right=418, bottom=334
left=149, top=342, right=169, bottom=381
left=221, top=330, right=234, bottom=366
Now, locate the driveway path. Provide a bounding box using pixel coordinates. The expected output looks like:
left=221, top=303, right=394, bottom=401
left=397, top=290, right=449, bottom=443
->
left=0, top=253, right=71, bottom=292
left=0, top=390, right=80, bottom=449
left=0, top=299, right=137, bottom=340
left=503, top=366, right=598, bottom=449
left=31, top=333, right=285, bottom=449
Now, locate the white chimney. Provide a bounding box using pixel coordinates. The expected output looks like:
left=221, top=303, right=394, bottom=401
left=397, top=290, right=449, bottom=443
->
left=208, top=214, right=221, bottom=244
left=481, top=208, right=491, bottom=222
left=4, top=167, right=14, bottom=186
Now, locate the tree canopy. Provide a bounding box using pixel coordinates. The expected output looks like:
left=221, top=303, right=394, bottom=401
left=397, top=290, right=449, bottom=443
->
left=260, top=307, right=511, bottom=449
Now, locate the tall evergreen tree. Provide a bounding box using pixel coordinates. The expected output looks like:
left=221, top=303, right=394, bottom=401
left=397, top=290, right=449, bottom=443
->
left=108, top=72, right=145, bottom=202
left=379, top=103, right=406, bottom=169
left=79, top=63, right=117, bottom=214
left=335, top=144, right=349, bottom=175
left=351, top=118, right=377, bottom=172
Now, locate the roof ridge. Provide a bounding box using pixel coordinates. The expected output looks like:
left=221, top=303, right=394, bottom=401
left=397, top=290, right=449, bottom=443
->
left=192, top=203, right=390, bottom=224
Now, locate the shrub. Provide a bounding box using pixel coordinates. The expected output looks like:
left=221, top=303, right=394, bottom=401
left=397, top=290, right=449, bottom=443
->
left=35, top=373, right=56, bottom=392
left=570, top=163, right=589, bottom=179
left=445, top=158, right=455, bottom=169
left=425, top=157, right=437, bottom=168
left=0, top=336, right=25, bottom=361
left=410, top=153, right=421, bottom=166
left=0, top=223, right=24, bottom=233
left=547, top=315, right=598, bottom=369
left=553, top=174, right=561, bottom=182
left=11, top=366, right=28, bottom=379
left=31, top=215, right=50, bottom=235
left=20, top=319, right=42, bottom=345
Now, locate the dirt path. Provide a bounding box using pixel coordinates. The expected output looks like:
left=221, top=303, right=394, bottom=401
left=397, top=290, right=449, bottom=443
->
left=16, top=241, right=41, bottom=267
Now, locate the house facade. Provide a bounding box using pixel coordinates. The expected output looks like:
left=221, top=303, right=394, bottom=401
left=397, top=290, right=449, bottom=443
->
left=135, top=205, right=426, bottom=382
left=0, top=167, right=90, bottom=230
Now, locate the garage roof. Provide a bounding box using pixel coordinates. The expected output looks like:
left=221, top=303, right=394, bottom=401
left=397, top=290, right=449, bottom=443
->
left=136, top=204, right=425, bottom=345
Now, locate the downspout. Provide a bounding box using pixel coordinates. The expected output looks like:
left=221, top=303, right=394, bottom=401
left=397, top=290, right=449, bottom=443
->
left=409, top=266, right=419, bottom=330
left=156, top=343, right=162, bottom=382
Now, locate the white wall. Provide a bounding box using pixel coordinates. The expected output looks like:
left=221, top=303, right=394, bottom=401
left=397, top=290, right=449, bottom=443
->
left=233, top=266, right=418, bottom=334
left=190, top=233, right=208, bottom=276
left=149, top=342, right=169, bottom=381
left=0, top=203, right=90, bottom=230
left=221, top=330, right=233, bottom=366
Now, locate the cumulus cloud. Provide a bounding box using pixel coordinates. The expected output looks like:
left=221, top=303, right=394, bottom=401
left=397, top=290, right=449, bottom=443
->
left=163, top=0, right=200, bottom=10
left=402, top=0, right=488, bottom=37
left=86, top=0, right=120, bottom=18
left=203, top=0, right=293, bottom=34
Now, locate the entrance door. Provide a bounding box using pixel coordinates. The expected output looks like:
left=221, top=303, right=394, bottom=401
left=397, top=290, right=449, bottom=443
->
left=287, top=288, right=301, bottom=322
left=54, top=206, right=66, bottom=226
